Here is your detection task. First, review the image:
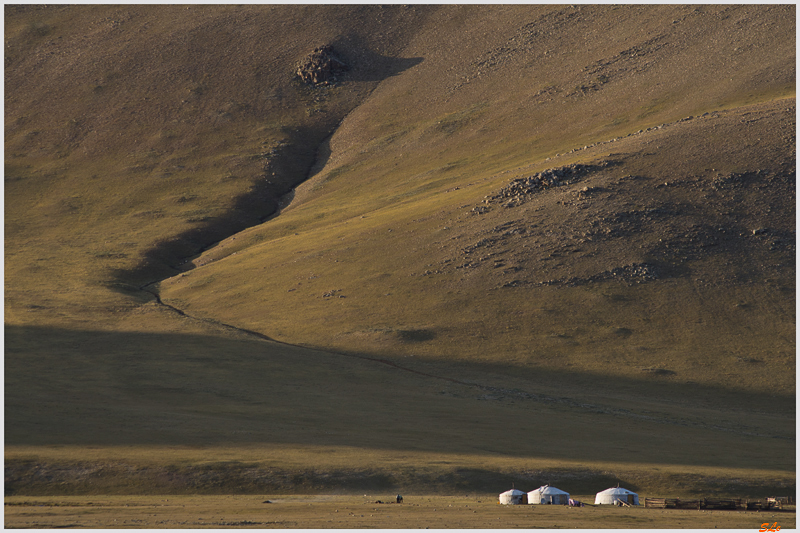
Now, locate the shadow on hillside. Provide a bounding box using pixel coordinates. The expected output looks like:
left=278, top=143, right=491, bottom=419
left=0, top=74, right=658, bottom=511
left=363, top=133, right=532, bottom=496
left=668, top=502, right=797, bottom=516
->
left=6, top=324, right=794, bottom=458
left=0, top=461, right=695, bottom=498
left=7, top=458, right=792, bottom=497
left=110, top=126, right=322, bottom=287
left=110, top=48, right=423, bottom=290
left=330, top=35, right=424, bottom=83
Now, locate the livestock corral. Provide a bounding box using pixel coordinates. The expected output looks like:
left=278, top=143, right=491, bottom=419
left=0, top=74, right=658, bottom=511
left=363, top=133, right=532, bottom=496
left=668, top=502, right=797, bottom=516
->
left=644, top=496, right=794, bottom=511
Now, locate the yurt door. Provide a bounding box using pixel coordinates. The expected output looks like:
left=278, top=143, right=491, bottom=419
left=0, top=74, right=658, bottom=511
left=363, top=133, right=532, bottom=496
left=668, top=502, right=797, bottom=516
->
left=627, top=495, right=634, bottom=505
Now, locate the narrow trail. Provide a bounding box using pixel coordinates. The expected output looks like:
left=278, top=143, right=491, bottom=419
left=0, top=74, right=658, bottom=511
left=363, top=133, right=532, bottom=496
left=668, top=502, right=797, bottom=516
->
left=138, top=282, right=470, bottom=386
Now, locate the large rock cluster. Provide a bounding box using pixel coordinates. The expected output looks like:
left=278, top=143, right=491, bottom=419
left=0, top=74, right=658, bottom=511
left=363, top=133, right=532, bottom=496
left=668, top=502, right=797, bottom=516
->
left=486, top=162, right=612, bottom=207
left=295, top=45, right=348, bottom=86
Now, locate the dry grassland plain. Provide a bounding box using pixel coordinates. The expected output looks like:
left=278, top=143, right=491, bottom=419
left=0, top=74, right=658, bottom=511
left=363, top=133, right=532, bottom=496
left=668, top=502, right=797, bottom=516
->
left=4, top=4, right=795, bottom=529
left=3, top=495, right=796, bottom=529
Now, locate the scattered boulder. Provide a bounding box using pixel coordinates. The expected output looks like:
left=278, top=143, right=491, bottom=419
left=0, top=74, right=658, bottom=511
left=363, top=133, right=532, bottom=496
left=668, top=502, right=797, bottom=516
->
left=529, top=262, right=659, bottom=289
left=296, top=45, right=349, bottom=86
left=577, top=185, right=603, bottom=198
left=322, top=289, right=344, bottom=298
left=711, top=169, right=767, bottom=190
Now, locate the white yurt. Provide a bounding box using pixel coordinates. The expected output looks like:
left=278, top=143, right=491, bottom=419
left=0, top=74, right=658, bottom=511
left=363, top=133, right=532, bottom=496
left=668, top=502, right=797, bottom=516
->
left=594, top=486, right=639, bottom=506
left=527, top=484, right=570, bottom=505
left=499, top=489, right=527, bottom=505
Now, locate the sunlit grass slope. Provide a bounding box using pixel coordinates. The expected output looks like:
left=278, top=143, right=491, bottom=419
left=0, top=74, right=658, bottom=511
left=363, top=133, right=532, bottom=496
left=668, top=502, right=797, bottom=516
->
left=5, top=4, right=795, bottom=497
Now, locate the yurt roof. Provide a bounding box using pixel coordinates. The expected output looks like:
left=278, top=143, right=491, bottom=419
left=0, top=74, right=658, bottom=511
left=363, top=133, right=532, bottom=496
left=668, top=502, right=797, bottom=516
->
left=596, top=486, right=636, bottom=495
left=501, top=489, right=526, bottom=496
left=530, top=485, right=569, bottom=495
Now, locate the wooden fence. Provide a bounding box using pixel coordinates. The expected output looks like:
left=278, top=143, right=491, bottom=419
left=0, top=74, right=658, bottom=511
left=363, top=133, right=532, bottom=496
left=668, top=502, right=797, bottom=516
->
left=644, top=498, right=701, bottom=509
left=645, top=497, right=791, bottom=511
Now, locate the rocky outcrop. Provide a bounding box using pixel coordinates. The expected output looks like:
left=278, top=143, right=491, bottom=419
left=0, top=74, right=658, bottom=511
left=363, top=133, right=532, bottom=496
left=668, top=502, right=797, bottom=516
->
left=485, top=161, right=617, bottom=208
left=295, top=45, right=349, bottom=86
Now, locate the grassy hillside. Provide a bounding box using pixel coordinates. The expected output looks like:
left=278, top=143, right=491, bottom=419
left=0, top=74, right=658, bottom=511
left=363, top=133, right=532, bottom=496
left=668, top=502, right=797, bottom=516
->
left=161, top=98, right=795, bottom=395
left=159, top=4, right=795, bottom=396
left=5, top=4, right=795, bottom=499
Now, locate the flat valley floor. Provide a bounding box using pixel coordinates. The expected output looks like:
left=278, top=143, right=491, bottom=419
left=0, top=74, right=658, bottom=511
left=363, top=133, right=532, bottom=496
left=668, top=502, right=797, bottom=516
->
left=4, top=495, right=796, bottom=529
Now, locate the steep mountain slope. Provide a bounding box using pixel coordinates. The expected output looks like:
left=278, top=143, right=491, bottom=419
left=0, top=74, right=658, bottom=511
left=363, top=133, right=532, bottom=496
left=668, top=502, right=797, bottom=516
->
left=5, top=5, right=795, bottom=497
